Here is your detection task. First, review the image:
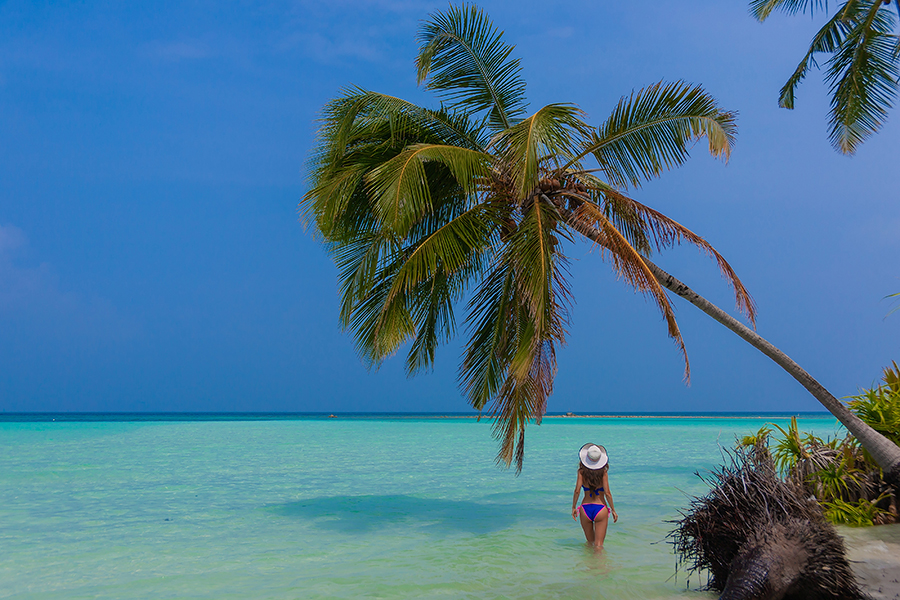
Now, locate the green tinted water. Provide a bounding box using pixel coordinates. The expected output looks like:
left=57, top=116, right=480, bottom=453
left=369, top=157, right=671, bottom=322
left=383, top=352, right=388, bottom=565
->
left=0, top=416, right=841, bottom=599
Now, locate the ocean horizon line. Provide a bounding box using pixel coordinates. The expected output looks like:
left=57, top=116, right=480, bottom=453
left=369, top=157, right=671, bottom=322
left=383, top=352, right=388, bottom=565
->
left=0, top=410, right=835, bottom=422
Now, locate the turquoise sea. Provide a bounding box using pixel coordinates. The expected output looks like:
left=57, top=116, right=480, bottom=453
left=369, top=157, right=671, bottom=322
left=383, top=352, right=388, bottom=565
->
left=0, top=414, right=846, bottom=599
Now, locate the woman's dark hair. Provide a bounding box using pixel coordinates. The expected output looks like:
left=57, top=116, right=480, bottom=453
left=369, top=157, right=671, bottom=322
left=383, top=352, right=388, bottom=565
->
left=579, top=462, right=608, bottom=494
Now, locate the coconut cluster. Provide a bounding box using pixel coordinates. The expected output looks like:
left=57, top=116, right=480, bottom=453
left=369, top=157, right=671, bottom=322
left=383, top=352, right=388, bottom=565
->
left=537, top=178, right=587, bottom=196
left=532, top=178, right=588, bottom=212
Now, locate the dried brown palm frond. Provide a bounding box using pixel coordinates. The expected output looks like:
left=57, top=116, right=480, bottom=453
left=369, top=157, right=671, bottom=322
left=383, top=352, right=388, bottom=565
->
left=570, top=200, right=689, bottom=380
left=671, top=447, right=865, bottom=600
left=604, top=190, right=755, bottom=324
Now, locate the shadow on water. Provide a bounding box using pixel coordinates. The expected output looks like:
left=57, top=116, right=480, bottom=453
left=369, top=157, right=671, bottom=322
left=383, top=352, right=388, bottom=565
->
left=270, top=494, right=554, bottom=535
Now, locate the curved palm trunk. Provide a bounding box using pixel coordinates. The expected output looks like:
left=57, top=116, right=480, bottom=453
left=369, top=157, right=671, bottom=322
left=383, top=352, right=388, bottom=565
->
left=646, top=259, right=900, bottom=483
left=563, top=208, right=900, bottom=486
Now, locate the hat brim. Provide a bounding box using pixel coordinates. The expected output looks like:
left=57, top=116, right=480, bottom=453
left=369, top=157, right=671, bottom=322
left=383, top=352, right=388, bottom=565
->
left=579, top=443, right=608, bottom=469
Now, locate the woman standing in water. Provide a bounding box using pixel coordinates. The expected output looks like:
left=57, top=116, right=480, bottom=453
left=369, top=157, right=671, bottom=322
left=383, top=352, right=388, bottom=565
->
left=572, top=443, right=618, bottom=548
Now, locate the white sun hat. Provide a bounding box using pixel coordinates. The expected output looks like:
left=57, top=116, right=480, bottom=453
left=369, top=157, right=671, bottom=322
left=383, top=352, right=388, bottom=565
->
left=579, top=443, right=608, bottom=470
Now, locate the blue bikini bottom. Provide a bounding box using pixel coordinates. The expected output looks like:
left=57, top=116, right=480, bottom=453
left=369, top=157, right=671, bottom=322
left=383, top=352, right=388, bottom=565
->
left=580, top=503, right=607, bottom=521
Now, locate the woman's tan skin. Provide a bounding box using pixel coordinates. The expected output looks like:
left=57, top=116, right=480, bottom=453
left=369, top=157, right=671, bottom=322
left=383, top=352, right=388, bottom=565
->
left=572, top=466, right=618, bottom=549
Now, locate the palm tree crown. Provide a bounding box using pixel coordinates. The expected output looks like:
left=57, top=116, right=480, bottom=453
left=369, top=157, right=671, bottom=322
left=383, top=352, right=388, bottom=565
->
left=750, top=0, right=900, bottom=154
left=303, top=4, right=755, bottom=471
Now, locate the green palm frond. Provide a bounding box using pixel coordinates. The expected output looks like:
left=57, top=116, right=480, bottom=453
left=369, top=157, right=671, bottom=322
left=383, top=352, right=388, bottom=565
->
left=314, top=91, right=417, bottom=167
left=822, top=494, right=891, bottom=526
left=457, top=197, right=571, bottom=472
left=826, top=0, right=899, bottom=153
left=386, top=203, right=501, bottom=308
left=750, top=0, right=830, bottom=21
left=396, top=204, right=505, bottom=375
left=847, top=361, right=900, bottom=446
left=338, top=194, right=500, bottom=371
left=505, top=196, right=570, bottom=359
left=405, top=270, right=456, bottom=375
left=308, top=88, right=485, bottom=183
left=306, top=97, right=494, bottom=371
left=328, top=168, right=476, bottom=329
left=460, top=260, right=528, bottom=471
left=303, top=164, right=370, bottom=241
left=461, top=259, right=519, bottom=412
left=365, top=143, right=491, bottom=233
left=814, top=455, right=863, bottom=501
left=490, top=338, right=551, bottom=473
left=755, top=0, right=899, bottom=153
left=740, top=425, right=773, bottom=447
left=334, top=230, right=397, bottom=324
left=344, top=261, right=417, bottom=367
left=778, top=10, right=853, bottom=109
left=568, top=81, right=736, bottom=190
left=466, top=198, right=570, bottom=472
left=492, top=104, right=587, bottom=197
left=416, top=3, right=527, bottom=131
left=324, top=89, right=490, bottom=152
left=304, top=92, right=473, bottom=238
left=404, top=258, right=485, bottom=376
left=341, top=238, right=481, bottom=371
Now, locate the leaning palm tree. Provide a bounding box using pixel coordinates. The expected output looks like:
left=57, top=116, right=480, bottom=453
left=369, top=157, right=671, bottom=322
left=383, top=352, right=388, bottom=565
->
left=750, top=0, right=900, bottom=154
left=303, top=3, right=900, bottom=481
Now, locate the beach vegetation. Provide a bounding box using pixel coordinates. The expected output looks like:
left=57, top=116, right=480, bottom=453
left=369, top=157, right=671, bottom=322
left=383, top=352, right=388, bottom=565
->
left=770, top=416, right=808, bottom=475
left=749, top=0, right=900, bottom=154
left=739, top=365, right=900, bottom=525
left=303, top=2, right=900, bottom=478
left=822, top=494, right=892, bottom=526
left=740, top=425, right=772, bottom=449
left=672, top=446, right=867, bottom=598
left=847, top=361, right=900, bottom=447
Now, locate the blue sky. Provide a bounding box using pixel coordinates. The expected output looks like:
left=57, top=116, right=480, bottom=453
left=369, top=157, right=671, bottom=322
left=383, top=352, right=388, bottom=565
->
left=1, top=1, right=897, bottom=413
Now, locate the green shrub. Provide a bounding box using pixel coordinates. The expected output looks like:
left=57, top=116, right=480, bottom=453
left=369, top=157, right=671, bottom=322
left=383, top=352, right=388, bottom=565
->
left=847, top=362, right=900, bottom=447
left=736, top=366, right=900, bottom=526
left=822, top=496, right=891, bottom=527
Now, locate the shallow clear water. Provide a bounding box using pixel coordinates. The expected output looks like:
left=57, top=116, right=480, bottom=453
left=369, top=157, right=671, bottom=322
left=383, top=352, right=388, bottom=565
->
left=0, top=415, right=843, bottom=599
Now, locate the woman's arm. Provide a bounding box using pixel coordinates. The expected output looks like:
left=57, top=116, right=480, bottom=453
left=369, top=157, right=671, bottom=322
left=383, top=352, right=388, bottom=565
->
left=603, top=471, right=618, bottom=522
left=572, top=471, right=583, bottom=520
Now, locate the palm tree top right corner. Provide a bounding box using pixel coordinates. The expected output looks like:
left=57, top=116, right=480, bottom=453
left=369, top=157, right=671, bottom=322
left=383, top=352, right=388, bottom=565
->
left=750, top=0, right=900, bottom=154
